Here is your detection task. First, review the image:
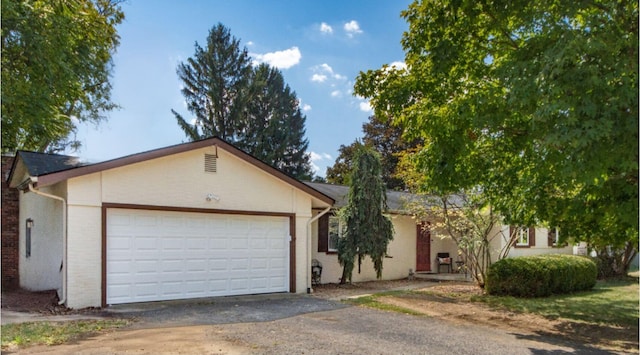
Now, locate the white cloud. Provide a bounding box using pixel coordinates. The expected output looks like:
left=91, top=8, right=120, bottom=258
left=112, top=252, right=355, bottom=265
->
left=319, top=63, right=333, bottom=73
left=253, top=46, right=301, bottom=69
left=246, top=41, right=254, bottom=46
left=298, top=98, right=312, bottom=112
left=389, top=61, right=407, bottom=70
left=344, top=20, right=363, bottom=37
left=310, top=151, right=332, bottom=161
left=359, top=101, right=373, bottom=113
left=310, top=63, right=347, bottom=84
left=309, top=151, right=333, bottom=174
left=330, top=90, right=341, bottom=98
left=320, top=22, right=333, bottom=34
left=311, top=74, right=328, bottom=83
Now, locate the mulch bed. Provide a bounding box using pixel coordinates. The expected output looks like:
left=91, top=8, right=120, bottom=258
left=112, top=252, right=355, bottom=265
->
left=1, top=289, right=88, bottom=315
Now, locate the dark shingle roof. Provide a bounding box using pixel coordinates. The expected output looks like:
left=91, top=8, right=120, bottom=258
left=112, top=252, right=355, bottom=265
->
left=18, top=151, right=85, bottom=176
left=304, top=182, right=430, bottom=213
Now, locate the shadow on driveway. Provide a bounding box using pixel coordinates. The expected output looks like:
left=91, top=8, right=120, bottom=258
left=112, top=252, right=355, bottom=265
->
left=106, top=293, right=348, bottom=329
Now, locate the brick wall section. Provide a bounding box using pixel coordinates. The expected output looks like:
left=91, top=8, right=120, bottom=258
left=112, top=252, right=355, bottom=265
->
left=2, top=155, right=19, bottom=289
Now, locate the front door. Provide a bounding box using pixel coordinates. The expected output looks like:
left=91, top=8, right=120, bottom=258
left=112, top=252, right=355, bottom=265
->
left=416, top=223, right=431, bottom=272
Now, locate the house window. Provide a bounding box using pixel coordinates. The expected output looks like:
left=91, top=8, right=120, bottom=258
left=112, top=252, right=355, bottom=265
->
left=547, top=228, right=561, bottom=247
left=510, top=226, right=535, bottom=248
left=328, top=216, right=344, bottom=252
left=318, top=213, right=343, bottom=253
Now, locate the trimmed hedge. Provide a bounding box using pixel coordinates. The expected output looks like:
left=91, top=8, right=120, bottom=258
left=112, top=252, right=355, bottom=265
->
left=485, top=254, right=597, bottom=297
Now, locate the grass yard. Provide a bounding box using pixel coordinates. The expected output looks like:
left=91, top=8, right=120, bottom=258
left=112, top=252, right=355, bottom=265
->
left=347, top=276, right=639, bottom=352
left=476, top=277, right=639, bottom=328
left=1, top=319, right=129, bottom=350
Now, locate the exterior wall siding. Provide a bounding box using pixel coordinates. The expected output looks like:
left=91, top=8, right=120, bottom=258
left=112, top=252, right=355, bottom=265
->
left=312, top=214, right=426, bottom=284
left=66, top=205, right=102, bottom=308
left=18, top=185, right=64, bottom=293
left=491, top=225, right=573, bottom=260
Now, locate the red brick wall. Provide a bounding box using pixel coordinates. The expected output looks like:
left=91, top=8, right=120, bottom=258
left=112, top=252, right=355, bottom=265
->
left=2, top=155, right=19, bottom=289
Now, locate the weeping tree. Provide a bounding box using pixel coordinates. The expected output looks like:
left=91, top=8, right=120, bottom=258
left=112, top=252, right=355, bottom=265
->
left=338, top=145, right=394, bottom=284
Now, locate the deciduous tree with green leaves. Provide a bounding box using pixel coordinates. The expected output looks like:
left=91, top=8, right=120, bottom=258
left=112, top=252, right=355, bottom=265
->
left=1, top=0, right=124, bottom=153
left=355, top=0, right=638, bottom=274
left=172, top=23, right=313, bottom=180
left=338, top=145, right=394, bottom=283
left=326, top=115, right=420, bottom=190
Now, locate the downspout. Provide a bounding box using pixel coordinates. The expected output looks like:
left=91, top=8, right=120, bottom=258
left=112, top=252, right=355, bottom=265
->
left=28, top=178, right=67, bottom=305
left=306, top=206, right=331, bottom=294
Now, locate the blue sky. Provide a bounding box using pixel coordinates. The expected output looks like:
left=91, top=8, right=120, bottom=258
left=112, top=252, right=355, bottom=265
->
left=72, top=0, right=412, bottom=177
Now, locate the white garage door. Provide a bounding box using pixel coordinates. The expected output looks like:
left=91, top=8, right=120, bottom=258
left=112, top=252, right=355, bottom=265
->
left=106, top=209, right=290, bottom=305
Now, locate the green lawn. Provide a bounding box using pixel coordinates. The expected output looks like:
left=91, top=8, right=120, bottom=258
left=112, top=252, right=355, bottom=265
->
left=474, top=277, right=639, bottom=328
left=1, top=319, right=129, bottom=349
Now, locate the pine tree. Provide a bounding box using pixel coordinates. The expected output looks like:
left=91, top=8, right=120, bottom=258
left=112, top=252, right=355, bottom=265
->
left=172, top=23, right=252, bottom=142
left=240, top=64, right=312, bottom=179
left=172, top=24, right=313, bottom=179
left=338, top=145, right=394, bottom=283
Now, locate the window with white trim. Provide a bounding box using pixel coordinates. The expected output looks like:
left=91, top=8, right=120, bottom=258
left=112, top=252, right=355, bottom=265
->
left=516, top=227, right=529, bottom=246
left=328, top=216, right=344, bottom=252
left=510, top=226, right=535, bottom=247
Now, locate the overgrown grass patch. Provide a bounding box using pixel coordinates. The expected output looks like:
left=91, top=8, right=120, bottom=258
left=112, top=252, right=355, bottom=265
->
left=474, top=277, right=639, bottom=327
left=1, top=319, right=129, bottom=349
left=344, top=292, right=426, bottom=316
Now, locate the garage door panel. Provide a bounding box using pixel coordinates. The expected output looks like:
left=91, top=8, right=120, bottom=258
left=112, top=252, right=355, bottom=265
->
left=107, top=209, right=289, bottom=304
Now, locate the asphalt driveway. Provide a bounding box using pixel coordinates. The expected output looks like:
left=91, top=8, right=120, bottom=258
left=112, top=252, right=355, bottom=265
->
left=8, top=293, right=613, bottom=354
left=105, top=292, right=347, bottom=328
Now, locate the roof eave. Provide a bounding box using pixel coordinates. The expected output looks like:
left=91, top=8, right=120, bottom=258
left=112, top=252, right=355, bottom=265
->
left=33, top=138, right=335, bottom=206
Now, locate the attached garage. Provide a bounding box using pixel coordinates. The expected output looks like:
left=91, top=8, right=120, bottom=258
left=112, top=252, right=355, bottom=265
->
left=8, top=138, right=334, bottom=309
left=105, top=208, right=291, bottom=305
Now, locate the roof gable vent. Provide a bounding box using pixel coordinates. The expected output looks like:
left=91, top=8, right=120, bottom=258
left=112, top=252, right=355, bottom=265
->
left=204, top=154, right=217, bottom=173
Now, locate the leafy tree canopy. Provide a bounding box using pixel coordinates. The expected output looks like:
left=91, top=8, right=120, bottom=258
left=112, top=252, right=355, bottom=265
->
left=2, top=0, right=124, bottom=153
left=326, top=115, right=420, bottom=190
left=173, top=23, right=313, bottom=180
left=355, top=0, right=638, bottom=249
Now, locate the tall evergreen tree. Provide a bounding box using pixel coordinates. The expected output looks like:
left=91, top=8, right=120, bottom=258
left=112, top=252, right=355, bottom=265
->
left=172, top=23, right=252, bottom=142
left=240, top=64, right=312, bottom=179
left=172, top=23, right=312, bottom=179
left=338, top=145, right=394, bottom=283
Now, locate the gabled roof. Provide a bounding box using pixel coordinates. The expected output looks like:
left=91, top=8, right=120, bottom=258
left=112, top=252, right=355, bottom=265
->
left=16, top=151, right=85, bottom=176
left=9, top=137, right=334, bottom=205
left=304, top=181, right=430, bottom=214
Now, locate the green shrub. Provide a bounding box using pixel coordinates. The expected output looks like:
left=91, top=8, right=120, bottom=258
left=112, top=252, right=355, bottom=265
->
left=485, top=255, right=597, bottom=297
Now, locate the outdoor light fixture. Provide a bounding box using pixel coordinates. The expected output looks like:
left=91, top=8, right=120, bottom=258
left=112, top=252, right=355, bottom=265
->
left=26, top=218, right=34, bottom=258
left=206, top=193, right=220, bottom=202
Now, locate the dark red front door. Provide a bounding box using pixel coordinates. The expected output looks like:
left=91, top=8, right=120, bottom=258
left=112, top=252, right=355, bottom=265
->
left=416, top=223, right=431, bottom=272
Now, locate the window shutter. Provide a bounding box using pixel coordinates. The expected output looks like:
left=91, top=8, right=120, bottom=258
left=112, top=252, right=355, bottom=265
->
left=547, top=229, right=554, bottom=247
left=318, top=214, right=329, bottom=252
left=529, top=227, right=536, bottom=247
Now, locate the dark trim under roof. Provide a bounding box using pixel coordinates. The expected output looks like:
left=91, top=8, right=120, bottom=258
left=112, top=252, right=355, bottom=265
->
left=15, top=137, right=334, bottom=205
